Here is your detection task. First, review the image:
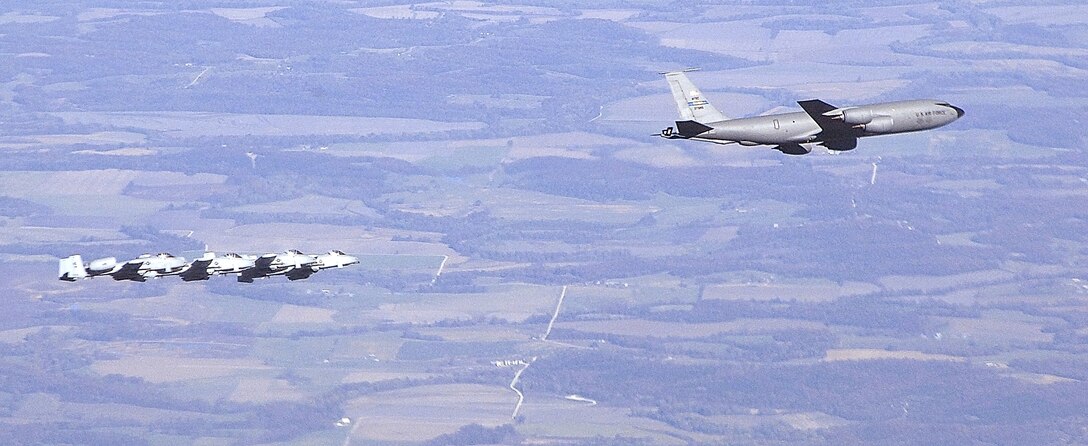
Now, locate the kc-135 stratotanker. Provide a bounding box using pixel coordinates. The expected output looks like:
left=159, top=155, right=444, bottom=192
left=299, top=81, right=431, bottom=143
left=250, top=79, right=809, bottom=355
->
left=659, top=71, right=964, bottom=155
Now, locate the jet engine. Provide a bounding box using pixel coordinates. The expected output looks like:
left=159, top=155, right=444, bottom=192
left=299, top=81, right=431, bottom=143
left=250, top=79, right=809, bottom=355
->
left=821, top=138, right=857, bottom=151
left=87, top=257, right=118, bottom=273
left=774, top=143, right=811, bottom=155
left=841, top=108, right=873, bottom=125
left=863, top=116, right=894, bottom=133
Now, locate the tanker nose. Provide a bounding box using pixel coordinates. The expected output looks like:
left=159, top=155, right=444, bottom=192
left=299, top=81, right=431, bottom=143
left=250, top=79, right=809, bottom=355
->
left=950, top=104, right=965, bottom=118
left=936, top=102, right=965, bottom=119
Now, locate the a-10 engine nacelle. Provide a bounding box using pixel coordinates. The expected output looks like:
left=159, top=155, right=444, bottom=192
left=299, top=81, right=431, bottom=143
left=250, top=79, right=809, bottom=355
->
left=87, top=257, right=118, bottom=273
left=841, top=108, right=873, bottom=125
left=863, top=116, right=895, bottom=133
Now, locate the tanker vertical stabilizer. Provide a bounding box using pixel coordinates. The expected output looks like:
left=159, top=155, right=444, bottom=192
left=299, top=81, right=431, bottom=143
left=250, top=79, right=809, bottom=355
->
left=665, top=71, right=727, bottom=123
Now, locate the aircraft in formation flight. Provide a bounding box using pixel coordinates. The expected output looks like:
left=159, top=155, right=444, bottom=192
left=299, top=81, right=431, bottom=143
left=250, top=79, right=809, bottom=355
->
left=59, top=250, right=358, bottom=283
left=57, top=253, right=188, bottom=282
left=658, top=71, right=964, bottom=155
left=238, top=249, right=359, bottom=283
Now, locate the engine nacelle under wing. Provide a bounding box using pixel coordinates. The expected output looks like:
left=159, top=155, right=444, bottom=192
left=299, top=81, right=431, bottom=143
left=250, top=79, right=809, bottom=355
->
left=841, top=108, right=873, bottom=125
left=87, top=257, right=118, bottom=273
left=864, top=116, right=894, bottom=133
left=774, top=143, right=812, bottom=155
left=821, top=138, right=858, bottom=152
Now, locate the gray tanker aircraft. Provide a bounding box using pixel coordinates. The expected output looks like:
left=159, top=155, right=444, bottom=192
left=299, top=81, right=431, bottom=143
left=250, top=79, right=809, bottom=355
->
left=658, top=71, right=964, bottom=155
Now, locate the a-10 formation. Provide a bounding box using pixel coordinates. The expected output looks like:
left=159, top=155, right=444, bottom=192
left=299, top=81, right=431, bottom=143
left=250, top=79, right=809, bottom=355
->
left=58, top=250, right=359, bottom=283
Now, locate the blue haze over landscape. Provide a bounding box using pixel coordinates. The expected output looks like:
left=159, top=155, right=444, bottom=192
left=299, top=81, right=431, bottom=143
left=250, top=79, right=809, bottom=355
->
left=0, top=1, right=1087, bottom=444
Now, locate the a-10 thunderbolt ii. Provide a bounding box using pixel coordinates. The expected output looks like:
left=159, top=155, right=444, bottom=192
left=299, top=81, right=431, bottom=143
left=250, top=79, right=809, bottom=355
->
left=658, top=71, right=964, bottom=155
left=180, top=252, right=257, bottom=282
left=58, top=253, right=188, bottom=282
left=238, top=250, right=359, bottom=283
left=59, top=250, right=358, bottom=283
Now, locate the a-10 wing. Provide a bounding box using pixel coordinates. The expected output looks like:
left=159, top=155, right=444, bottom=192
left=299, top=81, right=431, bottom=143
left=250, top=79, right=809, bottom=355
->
left=252, top=254, right=277, bottom=271
left=179, top=258, right=214, bottom=282
left=110, top=261, right=146, bottom=282
left=285, top=268, right=317, bottom=281
left=238, top=254, right=280, bottom=283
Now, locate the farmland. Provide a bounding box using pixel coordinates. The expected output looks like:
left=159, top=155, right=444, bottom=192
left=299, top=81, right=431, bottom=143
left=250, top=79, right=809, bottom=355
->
left=1, top=1, right=1087, bottom=444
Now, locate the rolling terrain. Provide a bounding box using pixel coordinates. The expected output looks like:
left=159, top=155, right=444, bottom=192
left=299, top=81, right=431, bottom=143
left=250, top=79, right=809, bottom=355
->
left=1, top=1, right=1086, bottom=444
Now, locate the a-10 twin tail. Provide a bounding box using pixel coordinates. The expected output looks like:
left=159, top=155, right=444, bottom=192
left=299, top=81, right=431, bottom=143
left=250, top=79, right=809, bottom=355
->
left=58, top=250, right=359, bottom=283
left=659, top=71, right=964, bottom=155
